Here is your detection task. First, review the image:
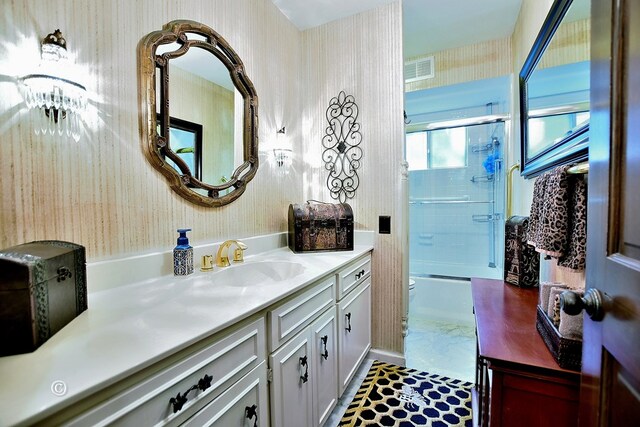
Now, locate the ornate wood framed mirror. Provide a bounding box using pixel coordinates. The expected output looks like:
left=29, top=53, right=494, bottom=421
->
left=138, top=20, right=258, bottom=207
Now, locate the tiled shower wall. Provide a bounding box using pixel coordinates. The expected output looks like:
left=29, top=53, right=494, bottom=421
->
left=409, top=121, right=505, bottom=279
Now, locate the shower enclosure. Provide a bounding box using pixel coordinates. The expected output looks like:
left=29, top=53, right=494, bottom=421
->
left=407, top=120, right=506, bottom=280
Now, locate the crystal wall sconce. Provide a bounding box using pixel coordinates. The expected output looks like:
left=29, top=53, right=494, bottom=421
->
left=272, top=126, right=292, bottom=172
left=19, top=29, right=87, bottom=141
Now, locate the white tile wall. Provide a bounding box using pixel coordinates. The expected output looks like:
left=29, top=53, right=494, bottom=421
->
left=409, top=121, right=506, bottom=279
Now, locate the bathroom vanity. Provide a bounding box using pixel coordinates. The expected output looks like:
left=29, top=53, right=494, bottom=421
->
left=471, top=278, right=580, bottom=427
left=0, top=236, right=372, bottom=427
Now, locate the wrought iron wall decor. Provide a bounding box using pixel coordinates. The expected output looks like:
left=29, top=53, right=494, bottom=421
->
left=322, top=91, right=362, bottom=203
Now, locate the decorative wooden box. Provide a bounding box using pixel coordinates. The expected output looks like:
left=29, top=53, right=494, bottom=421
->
left=0, top=240, right=87, bottom=356
left=288, top=202, right=353, bottom=253
left=536, top=306, right=582, bottom=371
left=504, top=215, right=540, bottom=287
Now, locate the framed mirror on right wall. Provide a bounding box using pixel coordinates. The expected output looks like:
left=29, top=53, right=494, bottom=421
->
left=519, top=0, right=591, bottom=178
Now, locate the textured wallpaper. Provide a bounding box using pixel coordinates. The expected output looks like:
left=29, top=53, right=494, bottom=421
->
left=0, top=0, right=406, bottom=354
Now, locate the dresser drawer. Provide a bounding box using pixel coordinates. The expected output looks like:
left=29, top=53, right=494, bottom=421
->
left=337, top=254, right=371, bottom=300
left=268, top=276, right=335, bottom=351
left=182, top=362, right=268, bottom=427
left=66, top=317, right=266, bottom=427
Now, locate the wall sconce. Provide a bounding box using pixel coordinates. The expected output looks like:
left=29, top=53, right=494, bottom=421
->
left=272, top=126, right=292, bottom=172
left=19, top=29, right=87, bottom=141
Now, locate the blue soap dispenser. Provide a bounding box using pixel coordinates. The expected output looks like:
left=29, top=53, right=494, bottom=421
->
left=174, top=228, right=194, bottom=276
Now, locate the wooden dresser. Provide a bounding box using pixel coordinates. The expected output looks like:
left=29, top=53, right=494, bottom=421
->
left=471, top=278, right=580, bottom=427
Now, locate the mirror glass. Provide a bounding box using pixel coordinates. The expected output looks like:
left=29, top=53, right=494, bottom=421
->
left=139, top=21, right=258, bottom=206
left=519, top=0, right=590, bottom=178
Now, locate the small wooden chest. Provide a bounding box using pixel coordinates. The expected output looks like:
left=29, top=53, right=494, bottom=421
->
left=0, top=240, right=87, bottom=356
left=288, top=202, right=353, bottom=253
left=504, top=216, right=540, bottom=287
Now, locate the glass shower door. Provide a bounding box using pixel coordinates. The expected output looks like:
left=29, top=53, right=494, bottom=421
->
left=407, top=121, right=505, bottom=279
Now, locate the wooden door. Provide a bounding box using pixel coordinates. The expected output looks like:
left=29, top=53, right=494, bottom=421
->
left=583, top=0, right=640, bottom=424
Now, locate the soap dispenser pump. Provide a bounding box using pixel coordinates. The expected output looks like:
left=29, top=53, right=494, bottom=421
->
left=174, top=228, right=194, bottom=276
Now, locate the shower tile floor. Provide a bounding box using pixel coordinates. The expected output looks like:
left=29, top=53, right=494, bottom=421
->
left=324, top=319, right=476, bottom=426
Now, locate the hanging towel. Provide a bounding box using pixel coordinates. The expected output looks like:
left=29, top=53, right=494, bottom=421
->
left=527, top=172, right=549, bottom=248
left=558, top=177, right=588, bottom=270
left=527, top=165, right=587, bottom=271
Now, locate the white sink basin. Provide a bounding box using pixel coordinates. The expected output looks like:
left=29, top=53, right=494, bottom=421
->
left=212, top=261, right=306, bottom=287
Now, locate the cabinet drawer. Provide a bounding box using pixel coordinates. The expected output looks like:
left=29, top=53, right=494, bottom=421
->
left=268, top=276, right=335, bottom=351
left=338, top=254, right=371, bottom=300
left=182, top=362, right=268, bottom=427
left=66, top=317, right=266, bottom=427
left=338, top=278, right=371, bottom=395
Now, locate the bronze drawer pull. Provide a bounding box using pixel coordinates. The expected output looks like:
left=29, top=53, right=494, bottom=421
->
left=169, top=373, right=213, bottom=413
left=320, top=335, right=329, bottom=360
left=245, top=404, right=258, bottom=427
left=345, top=313, right=352, bottom=333
left=299, top=356, right=309, bottom=383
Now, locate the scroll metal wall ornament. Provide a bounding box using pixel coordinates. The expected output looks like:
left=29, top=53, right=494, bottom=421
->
left=322, top=91, right=362, bottom=203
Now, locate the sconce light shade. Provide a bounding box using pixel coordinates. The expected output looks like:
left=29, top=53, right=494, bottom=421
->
left=273, top=148, right=292, bottom=170
left=271, top=126, right=292, bottom=172
left=19, top=29, right=87, bottom=141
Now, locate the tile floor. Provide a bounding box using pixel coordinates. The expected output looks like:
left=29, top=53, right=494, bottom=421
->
left=324, top=318, right=476, bottom=426
left=324, top=358, right=375, bottom=427
left=404, top=317, right=476, bottom=384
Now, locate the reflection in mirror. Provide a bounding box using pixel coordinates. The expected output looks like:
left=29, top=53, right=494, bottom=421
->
left=138, top=20, right=258, bottom=206
left=162, top=117, right=203, bottom=181
left=519, top=0, right=590, bottom=178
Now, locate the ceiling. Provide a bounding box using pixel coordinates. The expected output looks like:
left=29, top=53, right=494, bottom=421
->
left=271, top=0, right=524, bottom=59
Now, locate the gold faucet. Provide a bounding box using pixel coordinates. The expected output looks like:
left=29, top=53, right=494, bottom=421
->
left=215, top=240, right=248, bottom=267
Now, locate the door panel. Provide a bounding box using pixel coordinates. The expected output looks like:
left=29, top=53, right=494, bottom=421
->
left=583, top=0, right=640, bottom=424
left=269, top=330, right=313, bottom=427
left=311, top=307, right=338, bottom=427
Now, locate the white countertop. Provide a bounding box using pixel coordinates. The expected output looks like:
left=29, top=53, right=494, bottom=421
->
left=0, top=242, right=373, bottom=427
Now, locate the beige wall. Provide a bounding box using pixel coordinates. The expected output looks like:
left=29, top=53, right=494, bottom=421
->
left=405, top=37, right=512, bottom=92
left=303, top=1, right=406, bottom=354
left=0, top=1, right=405, bottom=354
left=0, top=0, right=304, bottom=260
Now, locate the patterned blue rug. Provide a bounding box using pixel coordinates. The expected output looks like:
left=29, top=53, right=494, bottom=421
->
left=339, top=361, right=473, bottom=426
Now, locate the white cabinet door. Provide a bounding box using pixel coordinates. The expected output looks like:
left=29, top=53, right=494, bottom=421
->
left=337, top=278, right=371, bottom=395
left=269, top=328, right=313, bottom=427
left=310, top=306, right=338, bottom=427
left=182, top=362, right=268, bottom=427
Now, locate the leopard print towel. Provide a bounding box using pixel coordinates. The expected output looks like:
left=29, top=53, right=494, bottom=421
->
left=527, top=165, right=587, bottom=271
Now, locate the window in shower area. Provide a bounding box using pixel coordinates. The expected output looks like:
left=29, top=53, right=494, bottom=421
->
left=407, top=121, right=505, bottom=280
left=407, top=127, right=467, bottom=170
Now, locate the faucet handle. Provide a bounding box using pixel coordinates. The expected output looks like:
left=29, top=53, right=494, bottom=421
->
left=233, top=242, right=248, bottom=262
left=201, top=255, right=214, bottom=271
